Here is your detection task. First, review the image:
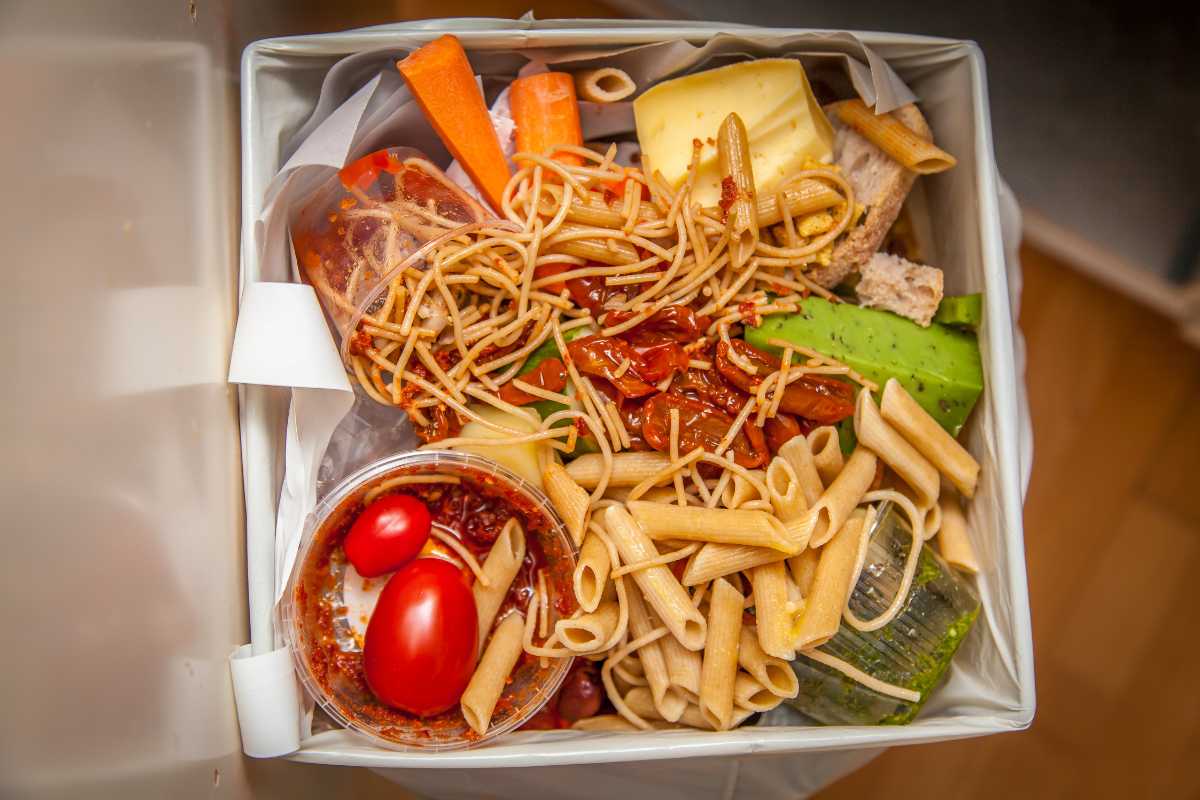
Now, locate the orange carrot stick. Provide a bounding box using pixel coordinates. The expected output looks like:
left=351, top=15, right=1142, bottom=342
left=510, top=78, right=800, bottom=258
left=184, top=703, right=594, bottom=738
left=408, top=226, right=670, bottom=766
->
left=397, top=35, right=511, bottom=214
left=509, top=72, right=584, bottom=169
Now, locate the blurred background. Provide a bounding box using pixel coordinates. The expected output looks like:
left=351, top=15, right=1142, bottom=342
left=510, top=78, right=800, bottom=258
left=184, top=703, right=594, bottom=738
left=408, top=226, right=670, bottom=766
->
left=1, top=1, right=1196, bottom=798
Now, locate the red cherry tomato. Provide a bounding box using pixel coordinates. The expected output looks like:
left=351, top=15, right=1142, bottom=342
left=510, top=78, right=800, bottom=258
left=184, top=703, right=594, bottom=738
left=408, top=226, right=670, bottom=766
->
left=344, top=495, right=432, bottom=578
left=362, top=557, right=478, bottom=716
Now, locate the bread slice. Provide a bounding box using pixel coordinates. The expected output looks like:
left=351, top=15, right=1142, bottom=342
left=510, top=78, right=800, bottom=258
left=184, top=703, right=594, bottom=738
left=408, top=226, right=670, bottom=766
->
left=806, top=103, right=933, bottom=289
left=855, top=252, right=944, bottom=327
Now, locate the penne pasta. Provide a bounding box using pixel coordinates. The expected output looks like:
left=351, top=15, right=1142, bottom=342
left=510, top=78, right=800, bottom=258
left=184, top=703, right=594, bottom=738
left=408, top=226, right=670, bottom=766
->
left=734, top=672, right=784, bottom=712
left=721, top=468, right=766, bottom=509
left=717, top=112, right=759, bottom=269
left=792, top=513, right=867, bottom=650
left=604, top=485, right=680, bottom=504
left=659, top=626, right=702, bottom=697
left=749, top=561, right=794, bottom=659
left=797, top=446, right=878, bottom=549
left=568, top=452, right=674, bottom=489
left=787, top=547, right=821, bottom=598
left=473, top=518, right=527, bottom=653
left=924, top=499, right=943, bottom=539
left=542, top=177, right=840, bottom=233
left=574, top=67, right=637, bottom=103
left=854, top=390, right=939, bottom=510
left=571, top=714, right=640, bottom=732
left=543, top=461, right=591, bottom=548
left=738, top=626, right=800, bottom=699
left=832, top=99, right=957, bottom=174
left=698, top=577, right=744, bottom=730
left=626, top=501, right=791, bottom=552
left=765, top=457, right=806, bottom=522
left=546, top=224, right=641, bottom=265
left=602, top=505, right=707, bottom=651
left=574, top=532, right=612, bottom=613
left=556, top=601, right=620, bottom=653
left=937, top=490, right=980, bottom=573
left=623, top=686, right=754, bottom=731
left=682, top=541, right=782, bottom=586
left=881, top=378, right=980, bottom=498
left=806, top=426, right=844, bottom=489
left=461, top=612, right=525, bottom=735
left=627, top=587, right=688, bottom=722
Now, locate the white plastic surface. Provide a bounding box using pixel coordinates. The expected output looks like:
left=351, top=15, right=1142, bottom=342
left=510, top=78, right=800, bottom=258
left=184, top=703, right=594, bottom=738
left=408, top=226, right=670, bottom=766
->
left=234, top=17, right=1035, bottom=797
left=230, top=645, right=303, bottom=758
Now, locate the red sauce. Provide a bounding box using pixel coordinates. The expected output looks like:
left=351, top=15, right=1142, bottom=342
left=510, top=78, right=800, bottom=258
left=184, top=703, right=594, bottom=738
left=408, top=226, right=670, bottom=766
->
left=719, top=176, right=738, bottom=218
left=292, top=465, right=576, bottom=743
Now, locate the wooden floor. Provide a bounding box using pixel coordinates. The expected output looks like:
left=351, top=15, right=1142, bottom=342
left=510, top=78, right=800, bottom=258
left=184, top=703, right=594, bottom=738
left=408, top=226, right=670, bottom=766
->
left=817, top=245, right=1200, bottom=799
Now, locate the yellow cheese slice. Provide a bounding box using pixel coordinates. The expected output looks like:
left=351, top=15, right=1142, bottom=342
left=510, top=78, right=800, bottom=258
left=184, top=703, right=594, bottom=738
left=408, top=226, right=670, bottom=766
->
left=456, top=404, right=544, bottom=489
left=634, top=59, right=834, bottom=205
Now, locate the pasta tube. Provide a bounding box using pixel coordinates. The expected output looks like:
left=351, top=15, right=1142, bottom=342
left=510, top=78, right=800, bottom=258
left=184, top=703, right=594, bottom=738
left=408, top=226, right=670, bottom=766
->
left=833, top=99, right=957, bottom=174
left=721, top=468, right=766, bottom=509
left=854, top=390, right=939, bottom=510
left=567, top=452, right=673, bottom=489
left=574, top=67, right=637, bottom=103
left=792, top=513, right=866, bottom=650
left=473, top=518, right=527, bottom=653
left=603, top=505, right=707, bottom=651
left=881, top=378, right=980, bottom=498
left=734, top=672, right=783, bottom=713
left=682, top=542, right=784, bottom=586
left=623, top=687, right=754, bottom=731
left=787, top=547, right=820, bottom=597
left=717, top=112, right=759, bottom=269
left=698, top=577, right=744, bottom=730
left=799, top=446, right=877, bottom=549
left=545, top=224, right=641, bottom=265
left=574, top=532, right=612, bottom=613
left=556, top=601, right=620, bottom=653
left=659, top=627, right=702, bottom=697
left=765, top=457, right=806, bottom=523
left=604, top=485, right=679, bottom=504
left=544, top=461, right=590, bottom=547
left=461, top=612, right=525, bottom=735
left=571, top=714, right=639, bottom=732
left=627, top=587, right=687, bottom=722
left=626, top=501, right=792, bottom=552
left=937, top=490, right=980, bottom=573
left=805, top=426, right=844, bottom=489
left=543, top=178, right=840, bottom=232
left=737, top=626, right=799, bottom=699
left=749, top=561, right=793, bottom=659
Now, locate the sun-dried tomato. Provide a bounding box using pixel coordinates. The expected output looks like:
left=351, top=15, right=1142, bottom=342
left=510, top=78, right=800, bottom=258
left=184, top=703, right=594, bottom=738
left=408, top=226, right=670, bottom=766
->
left=498, top=357, right=568, bottom=406
left=641, top=392, right=767, bottom=469
left=716, top=340, right=855, bottom=424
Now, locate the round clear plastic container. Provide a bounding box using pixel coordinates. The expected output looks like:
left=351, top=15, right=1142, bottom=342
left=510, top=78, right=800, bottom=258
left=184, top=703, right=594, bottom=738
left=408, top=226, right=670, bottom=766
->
left=288, top=147, right=491, bottom=363
left=280, top=450, right=577, bottom=751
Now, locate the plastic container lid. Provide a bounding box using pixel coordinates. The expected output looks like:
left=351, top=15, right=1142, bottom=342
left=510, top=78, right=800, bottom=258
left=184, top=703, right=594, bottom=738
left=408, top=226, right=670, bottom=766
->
left=280, top=450, right=577, bottom=751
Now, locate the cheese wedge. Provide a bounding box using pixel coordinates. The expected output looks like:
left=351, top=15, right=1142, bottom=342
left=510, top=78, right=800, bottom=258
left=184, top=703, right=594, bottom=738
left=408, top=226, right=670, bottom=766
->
left=456, top=404, right=544, bottom=489
left=634, top=59, right=834, bottom=205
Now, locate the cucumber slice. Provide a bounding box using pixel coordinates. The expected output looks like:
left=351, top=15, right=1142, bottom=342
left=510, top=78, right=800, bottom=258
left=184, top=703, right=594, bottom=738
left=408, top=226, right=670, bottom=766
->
left=785, top=502, right=980, bottom=725
left=933, top=294, right=983, bottom=330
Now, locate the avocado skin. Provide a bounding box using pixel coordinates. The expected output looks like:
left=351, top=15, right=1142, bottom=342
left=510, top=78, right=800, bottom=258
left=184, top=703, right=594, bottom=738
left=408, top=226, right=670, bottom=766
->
left=745, top=297, right=984, bottom=435
left=933, top=293, right=983, bottom=330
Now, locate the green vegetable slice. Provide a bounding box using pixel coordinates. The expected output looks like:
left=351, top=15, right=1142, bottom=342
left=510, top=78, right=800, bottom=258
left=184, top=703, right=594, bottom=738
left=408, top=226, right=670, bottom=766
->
left=933, top=293, right=983, bottom=330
